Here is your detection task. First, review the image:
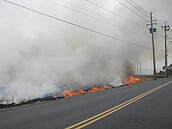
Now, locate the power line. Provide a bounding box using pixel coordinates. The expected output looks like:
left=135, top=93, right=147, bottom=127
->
left=128, top=0, right=149, bottom=16
left=155, top=33, right=172, bottom=40
left=168, top=31, right=172, bottom=39
left=46, top=0, right=150, bottom=36
left=115, top=0, right=148, bottom=21
left=130, top=0, right=160, bottom=22
left=155, top=26, right=172, bottom=40
left=2, top=0, right=151, bottom=50
left=155, top=33, right=164, bottom=38
left=46, top=0, right=139, bottom=34
left=130, top=1, right=163, bottom=26
left=85, top=0, right=145, bottom=28
left=124, top=0, right=149, bottom=17
left=48, top=0, right=145, bottom=34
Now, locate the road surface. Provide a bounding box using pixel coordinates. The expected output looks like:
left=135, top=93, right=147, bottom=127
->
left=0, top=78, right=172, bottom=129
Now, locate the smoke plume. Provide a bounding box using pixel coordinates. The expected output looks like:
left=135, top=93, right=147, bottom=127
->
left=0, top=0, right=159, bottom=104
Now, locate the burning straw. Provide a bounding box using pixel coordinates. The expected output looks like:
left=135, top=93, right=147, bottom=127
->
left=61, top=85, right=110, bottom=98
left=124, top=76, right=140, bottom=85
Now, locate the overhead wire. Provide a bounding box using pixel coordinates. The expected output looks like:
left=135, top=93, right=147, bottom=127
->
left=121, top=0, right=172, bottom=62
left=128, top=0, right=149, bottom=16
left=2, top=0, right=151, bottom=50
left=115, top=0, right=148, bottom=22
left=46, top=0, right=137, bottom=33
left=168, top=31, right=172, bottom=39
left=155, top=33, right=164, bottom=38
left=124, top=0, right=149, bottom=17
left=86, top=0, right=167, bottom=43
left=48, top=0, right=142, bottom=33
left=155, top=33, right=172, bottom=40
left=46, top=0, right=150, bottom=36
left=46, top=0, right=141, bottom=34
left=125, top=0, right=149, bottom=17
left=130, top=0, right=170, bottom=40
left=123, top=1, right=163, bottom=37
left=85, top=0, right=145, bottom=28
left=129, top=0, right=161, bottom=22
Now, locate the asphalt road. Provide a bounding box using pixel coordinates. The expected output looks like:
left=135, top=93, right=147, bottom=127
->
left=0, top=78, right=172, bottom=129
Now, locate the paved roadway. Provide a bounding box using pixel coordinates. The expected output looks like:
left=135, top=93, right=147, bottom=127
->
left=0, top=78, right=172, bottom=129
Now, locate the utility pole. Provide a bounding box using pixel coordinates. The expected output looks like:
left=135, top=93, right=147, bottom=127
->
left=147, top=12, right=157, bottom=80
left=161, top=21, right=170, bottom=77
left=136, top=60, right=139, bottom=75
left=140, top=61, right=141, bottom=75
left=136, top=49, right=139, bottom=75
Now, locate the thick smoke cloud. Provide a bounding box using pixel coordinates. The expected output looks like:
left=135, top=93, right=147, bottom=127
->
left=0, top=0, right=171, bottom=104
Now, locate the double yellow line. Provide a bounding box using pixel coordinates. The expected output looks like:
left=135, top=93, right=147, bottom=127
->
left=65, top=80, right=172, bottom=129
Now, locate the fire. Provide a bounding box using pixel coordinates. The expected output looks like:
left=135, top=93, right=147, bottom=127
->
left=125, top=76, right=140, bottom=85
left=61, top=90, right=74, bottom=98
left=61, top=85, right=109, bottom=98
left=88, top=87, right=100, bottom=93
left=75, top=89, right=85, bottom=95
left=99, top=85, right=110, bottom=90
left=61, top=89, right=85, bottom=98
left=88, top=85, right=109, bottom=93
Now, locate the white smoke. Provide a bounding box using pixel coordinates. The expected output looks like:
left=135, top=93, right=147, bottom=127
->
left=2, top=0, right=169, bottom=104
left=0, top=36, right=131, bottom=104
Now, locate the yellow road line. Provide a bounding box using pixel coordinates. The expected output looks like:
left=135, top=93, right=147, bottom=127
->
left=65, top=80, right=172, bottom=129
left=75, top=84, right=165, bottom=129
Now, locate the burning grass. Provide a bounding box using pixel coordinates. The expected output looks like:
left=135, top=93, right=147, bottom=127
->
left=124, top=76, right=140, bottom=85
left=61, top=89, right=85, bottom=98
left=0, top=76, right=144, bottom=109
left=61, top=85, right=110, bottom=98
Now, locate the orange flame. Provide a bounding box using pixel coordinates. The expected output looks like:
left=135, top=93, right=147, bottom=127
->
left=88, top=85, right=109, bottom=93
left=60, top=76, right=140, bottom=98
left=61, top=89, right=85, bottom=98
left=88, top=87, right=100, bottom=93
left=75, top=89, right=85, bottom=95
left=125, top=76, right=140, bottom=85
left=61, top=85, right=110, bottom=98
left=61, top=90, right=74, bottom=98
left=99, top=85, right=110, bottom=90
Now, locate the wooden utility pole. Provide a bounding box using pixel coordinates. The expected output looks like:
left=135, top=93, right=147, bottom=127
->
left=140, top=61, right=141, bottom=75
left=136, top=49, right=139, bottom=75
left=147, top=12, right=157, bottom=80
left=162, top=21, right=170, bottom=77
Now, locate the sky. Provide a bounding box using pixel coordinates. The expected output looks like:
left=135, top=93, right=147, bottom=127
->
left=0, top=0, right=172, bottom=103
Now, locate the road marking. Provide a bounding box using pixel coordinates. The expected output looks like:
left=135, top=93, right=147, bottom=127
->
left=65, top=80, right=172, bottom=129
